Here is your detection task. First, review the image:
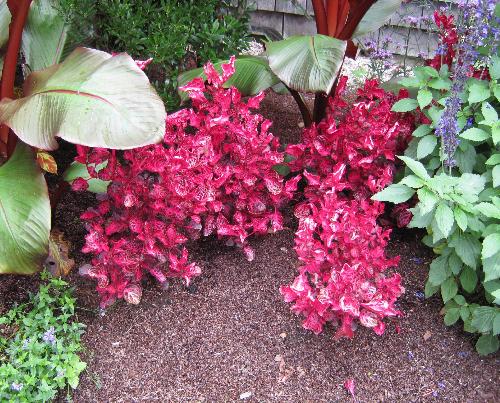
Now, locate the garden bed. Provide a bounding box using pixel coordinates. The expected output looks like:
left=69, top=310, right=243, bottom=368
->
left=3, top=92, right=497, bottom=402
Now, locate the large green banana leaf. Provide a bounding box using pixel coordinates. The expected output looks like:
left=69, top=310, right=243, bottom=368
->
left=0, top=1, right=11, bottom=81
left=0, top=142, right=50, bottom=274
left=21, top=0, right=69, bottom=74
left=352, top=0, right=403, bottom=38
left=266, top=34, right=347, bottom=94
left=177, top=55, right=280, bottom=99
left=0, top=47, right=166, bottom=150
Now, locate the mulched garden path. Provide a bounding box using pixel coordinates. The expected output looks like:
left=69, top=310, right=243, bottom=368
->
left=1, top=92, right=499, bottom=402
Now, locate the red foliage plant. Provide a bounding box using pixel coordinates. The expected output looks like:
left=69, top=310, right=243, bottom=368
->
left=280, top=77, right=414, bottom=338
left=76, top=57, right=297, bottom=307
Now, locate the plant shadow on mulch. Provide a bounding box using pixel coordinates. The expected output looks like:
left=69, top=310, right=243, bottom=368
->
left=1, top=92, right=499, bottom=402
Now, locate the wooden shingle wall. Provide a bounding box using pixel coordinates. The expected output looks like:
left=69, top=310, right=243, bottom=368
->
left=241, top=1, right=461, bottom=58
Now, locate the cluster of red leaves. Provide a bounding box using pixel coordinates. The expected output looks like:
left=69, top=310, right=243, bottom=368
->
left=75, top=57, right=296, bottom=307
left=280, top=77, right=414, bottom=338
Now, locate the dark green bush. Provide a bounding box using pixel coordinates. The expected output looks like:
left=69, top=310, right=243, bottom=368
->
left=57, top=0, right=251, bottom=109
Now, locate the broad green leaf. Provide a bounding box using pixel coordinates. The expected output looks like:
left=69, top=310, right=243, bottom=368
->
left=449, top=253, right=463, bottom=275
left=484, top=252, right=500, bottom=282
left=417, top=187, right=439, bottom=215
left=468, top=82, right=491, bottom=103
left=481, top=102, right=498, bottom=124
left=371, top=183, right=415, bottom=203
left=398, top=156, right=430, bottom=180
left=483, top=234, right=500, bottom=260
left=484, top=281, right=500, bottom=305
left=450, top=234, right=481, bottom=269
left=427, top=105, right=444, bottom=125
left=441, top=277, right=458, bottom=303
left=399, top=174, right=425, bottom=188
left=472, top=306, right=498, bottom=332
left=493, top=123, right=500, bottom=146
left=429, top=255, right=449, bottom=286
left=435, top=202, right=454, bottom=237
left=475, top=334, right=499, bottom=356
left=493, top=165, right=500, bottom=188
left=494, top=314, right=500, bottom=335
left=417, top=89, right=433, bottom=109
left=63, top=161, right=110, bottom=193
left=444, top=307, right=460, bottom=325
left=428, top=77, right=451, bottom=90
left=0, top=47, right=166, bottom=150
left=489, top=55, right=500, bottom=80
left=412, top=124, right=432, bottom=138
left=457, top=173, right=486, bottom=196
left=0, top=2, right=11, bottom=80
left=21, top=0, right=68, bottom=73
left=453, top=206, right=468, bottom=231
left=352, top=0, right=403, bottom=38
left=416, top=135, right=437, bottom=159
left=485, top=154, right=500, bottom=166
left=391, top=98, right=418, bottom=112
left=460, top=266, right=477, bottom=293
left=476, top=202, right=500, bottom=219
left=455, top=142, right=476, bottom=173
left=425, top=280, right=440, bottom=297
left=266, top=34, right=346, bottom=94
left=0, top=142, right=50, bottom=274
left=178, top=55, right=279, bottom=99
left=460, top=127, right=490, bottom=142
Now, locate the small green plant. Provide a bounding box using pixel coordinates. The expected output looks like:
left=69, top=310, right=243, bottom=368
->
left=373, top=2, right=500, bottom=355
left=0, top=273, right=86, bottom=401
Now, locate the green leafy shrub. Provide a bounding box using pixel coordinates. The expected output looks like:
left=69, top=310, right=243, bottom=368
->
left=374, top=3, right=500, bottom=355
left=0, top=274, right=86, bottom=401
left=57, top=0, right=251, bottom=109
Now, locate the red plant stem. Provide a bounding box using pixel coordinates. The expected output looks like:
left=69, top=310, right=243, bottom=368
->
left=336, top=0, right=351, bottom=36
left=338, top=0, right=375, bottom=40
left=312, top=0, right=328, bottom=35
left=326, top=0, right=340, bottom=36
left=0, top=0, right=32, bottom=159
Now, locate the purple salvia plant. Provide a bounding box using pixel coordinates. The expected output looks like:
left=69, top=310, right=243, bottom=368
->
left=436, top=0, right=499, bottom=167
left=42, top=326, right=56, bottom=345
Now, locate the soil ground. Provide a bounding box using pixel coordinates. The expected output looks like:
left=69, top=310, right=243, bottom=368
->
left=1, top=92, right=499, bottom=402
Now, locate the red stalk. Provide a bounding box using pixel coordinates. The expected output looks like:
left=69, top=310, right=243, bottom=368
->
left=0, top=0, right=32, bottom=159
left=338, top=0, right=375, bottom=40
left=312, top=0, right=328, bottom=35
left=326, top=0, right=340, bottom=36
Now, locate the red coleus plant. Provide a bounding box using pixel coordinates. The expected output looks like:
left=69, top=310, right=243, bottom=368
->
left=427, top=11, right=457, bottom=71
left=281, top=77, right=413, bottom=338
left=76, top=57, right=297, bottom=307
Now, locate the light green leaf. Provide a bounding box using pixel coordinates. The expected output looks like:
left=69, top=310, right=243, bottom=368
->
left=391, top=98, right=419, bottom=112
left=398, top=156, right=430, bottom=180
left=371, top=183, right=415, bottom=203
left=0, top=2, right=11, bottom=81
left=417, top=187, right=439, bottom=215
left=460, top=127, right=490, bottom=142
left=484, top=252, right=500, bottom=282
left=494, top=315, right=500, bottom=335
left=483, top=234, right=500, bottom=260
left=489, top=55, right=500, bottom=80
left=484, top=281, right=500, bottom=305
left=63, top=161, right=110, bottom=193
left=441, top=277, right=458, bottom=303
left=485, top=154, right=500, bottom=166
left=400, top=174, right=425, bottom=188
left=0, top=142, right=50, bottom=274
left=0, top=47, right=166, bottom=150
left=435, top=202, right=454, bottom=237
left=492, top=123, right=500, bottom=146
left=454, top=206, right=468, bottom=231
left=412, top=124, right=432, bottom=138
left=468, top=82, right=491, bottom=103
left=449, top=253, right=463, bottom=275
left=267, top=34, right=346, bottom=94
left=417, top=89, right=433, bottom=109
left=428, top=77, right=451, bottom=90
left=476, top=202, right=500, bottom=219
left=21, top=0, right=68, bottom=73
left=493, top=165, right=500, bottom=188
left=178, top=55, right=279, bottom=99
left=416, top=135, right=437, bottom=159
left=481, top=102, right=498, bottom=124
left=457, top=173, right=486, bottom=196
left=476, top=334, right=499, bottom=356
left=460, top=266, right=478, bottom=293
left=352, top=0, right=403, bottom=37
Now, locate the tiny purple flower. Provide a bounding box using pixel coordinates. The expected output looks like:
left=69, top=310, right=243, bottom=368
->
left=415, top=291, right=425, bottom=301
left=408, top=351, right=414, bottom=360
left=42, top=326, right=56, bottom=345
left=10, top=382, right=23, bottom=392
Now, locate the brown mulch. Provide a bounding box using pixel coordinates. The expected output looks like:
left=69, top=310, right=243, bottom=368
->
left=1, top=92, right=499, bottom=402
